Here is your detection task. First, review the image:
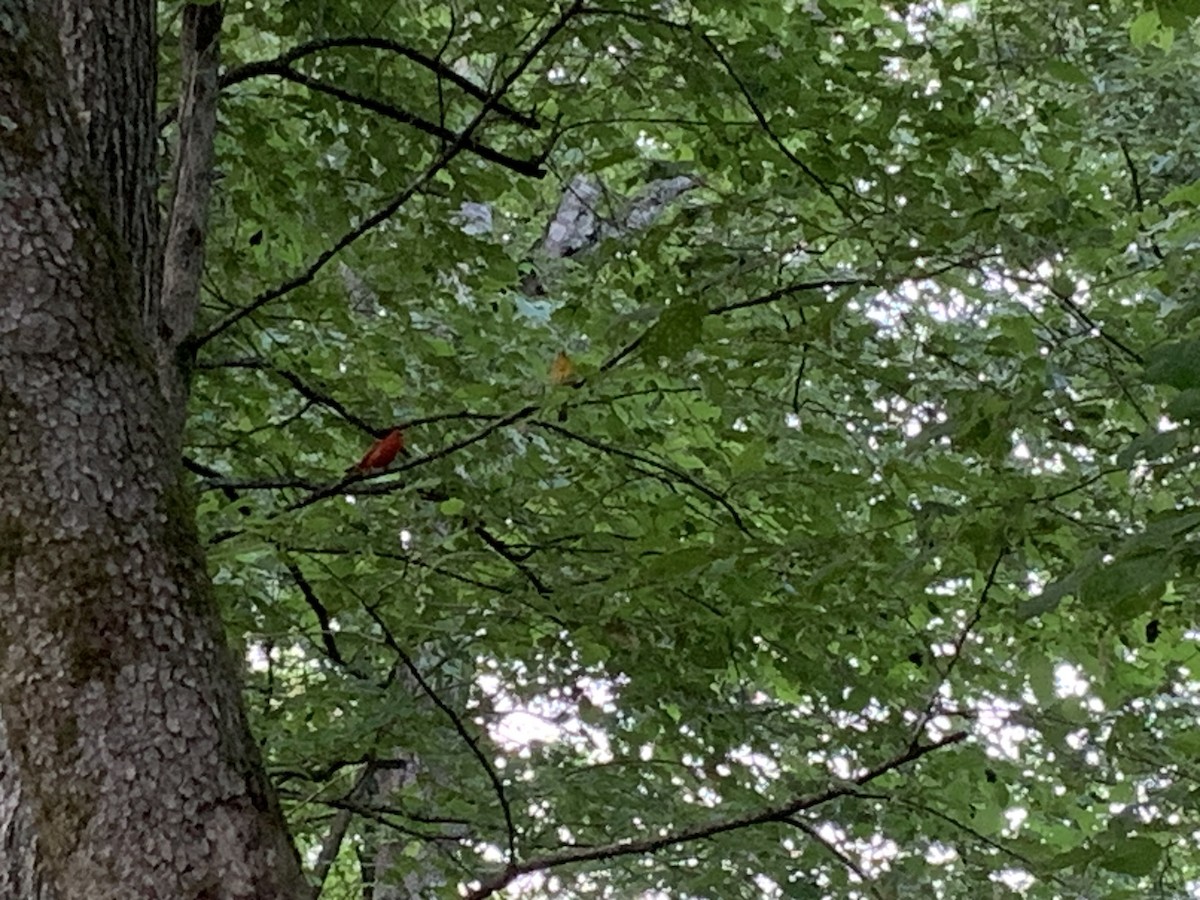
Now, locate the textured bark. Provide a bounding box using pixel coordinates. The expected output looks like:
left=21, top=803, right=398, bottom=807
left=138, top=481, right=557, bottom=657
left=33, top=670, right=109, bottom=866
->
left=0, top=4, right=307, bottom=898
left=56, top=0, right=159, bottom=320
left=0, top=717, right=47, bottom=899
left=158, top=2, right=221, bottom=399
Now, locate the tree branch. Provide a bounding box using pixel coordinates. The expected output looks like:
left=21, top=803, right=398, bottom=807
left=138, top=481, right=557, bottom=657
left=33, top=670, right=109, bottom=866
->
left=287, top=544, right=512, bottom=594
left=784, top=816, right=885, bottom=900
left=578, top=6, right=861, bottom=218
left=255, top=65, right=545, bottom=177
left=474, top=524, right=553, bottom=595
left=158, top=3, right=222, bottom=359
left=463, top=731, right=968, bottom=899
left=910, top=548, right=1006, bottom=747
left=200, top=475, right=324, bottom=493
left=191, top=1, right=584, bottom=348
left=359, top=603, right=520, bottom=867
left=708, top=277, right=865, bottom=314
left=196, top=357, right=377, bottom=433
left=218, top=36, right=540, bottom=129
left=284, top=560, right=348, bottom=668
left=285, top=404, right=540, bottom=512
left=532, top=420, right=749, bottom=534
left=1007, top=272, right=1143, bottom=365
left=308, top=765, right=378, bottom=897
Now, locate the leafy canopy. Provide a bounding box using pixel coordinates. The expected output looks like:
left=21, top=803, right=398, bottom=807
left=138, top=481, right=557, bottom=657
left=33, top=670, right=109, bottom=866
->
left=171, top=0, right=1200, bottom=895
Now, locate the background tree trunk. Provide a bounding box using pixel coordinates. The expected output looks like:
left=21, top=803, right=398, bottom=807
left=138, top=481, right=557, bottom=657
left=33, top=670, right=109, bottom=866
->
left=0, top=4, right=306, bottom=897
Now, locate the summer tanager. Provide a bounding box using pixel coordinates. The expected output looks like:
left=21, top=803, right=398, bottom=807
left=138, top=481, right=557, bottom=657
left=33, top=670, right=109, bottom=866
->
left=347, top=428, right=406, bottom=474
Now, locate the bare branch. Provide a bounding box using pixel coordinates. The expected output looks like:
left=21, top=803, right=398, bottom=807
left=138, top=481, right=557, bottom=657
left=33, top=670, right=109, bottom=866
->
left=577, top=6, right=860, bottom=217
left=309, top=806, right=352, bottom=898
left=474, top=524, right=553, bottom=595
left=696, top=33, right=857, bottom=219
left=1007, top=272, right=1143, bottom=365
left=308, top=766, right=378, bottom=897
left=596, top=256, right=991, bottom=378
left=285, top=404, right=540, bottom=512
left=284, top=560, right=348, bottom=668
left=886, top=796, right=1067, bottom=886
left=196, top=357, right=377, bottom=433
left=708, top=277, right=865, bottom=314
left=287, top=544, right=512, bottom=594
left=204, top=405, right=540, bottom=546
left=200, top=475, right=324, bottom=494
left=910, top=548, right=1006, bottom=746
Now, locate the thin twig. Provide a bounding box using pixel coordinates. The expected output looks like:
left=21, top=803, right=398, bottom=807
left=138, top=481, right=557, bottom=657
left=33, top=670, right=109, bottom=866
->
left=1008, top=272, right=1143, bottom=365
left=288, top=543, right=512, bottom=593
left=577, top=6, right=862, bottom=217
left=196, top=357, right=377, bottom=433
left=286, top=404, right=539, bottom=511
left=204, top=406, right=540, bottom=545
left=284, top=560, right=348, bottom=667
left=533, top=420, right=749, bottom=533
left=887, top=796, right=1073, bottom=889
left=360, top=602, right=520, bottom=867
left=1117, top=137, right=1164, bottom=260
left=200, top=475, right=324, bottom=494
left=696, top=33, right=856, bottom=219
left=709, top=277, right=865, bottom=314
left=474, top=524, right=553, bottom=594
left=909, top=548, right=1006, bottom=748
left=309, top=765, right=378, bottom=896
left=784, top=816, right=885, bottom=900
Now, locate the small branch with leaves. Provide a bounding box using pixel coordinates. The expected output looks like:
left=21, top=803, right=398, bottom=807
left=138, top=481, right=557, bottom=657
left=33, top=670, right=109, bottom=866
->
left=248, top=65, right=545, bottom=177
left=462, top=730, right=967, bottom=899
left=190, top=1, right=584, bottom=348
left=215, top=36, right=540, bottom=129
left=359, top=601, right=520, bottom=869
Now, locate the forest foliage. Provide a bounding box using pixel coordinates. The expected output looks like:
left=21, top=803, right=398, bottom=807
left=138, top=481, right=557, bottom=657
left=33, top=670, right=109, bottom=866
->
left=172, top=0, right=1200, bottom=895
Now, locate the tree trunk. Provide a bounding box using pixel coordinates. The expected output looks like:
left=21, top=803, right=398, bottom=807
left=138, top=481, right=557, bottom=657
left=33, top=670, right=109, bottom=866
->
left=0, top=4, right=306, bottom=898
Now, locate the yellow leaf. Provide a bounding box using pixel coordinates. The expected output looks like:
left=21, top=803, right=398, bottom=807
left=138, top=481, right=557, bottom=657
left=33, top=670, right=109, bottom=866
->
left=549, top=350, right=579, bottom=386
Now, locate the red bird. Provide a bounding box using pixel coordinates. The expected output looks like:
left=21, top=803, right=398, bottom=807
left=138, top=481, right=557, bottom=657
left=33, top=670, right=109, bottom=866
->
left=346, top=428, right=407, bottom=474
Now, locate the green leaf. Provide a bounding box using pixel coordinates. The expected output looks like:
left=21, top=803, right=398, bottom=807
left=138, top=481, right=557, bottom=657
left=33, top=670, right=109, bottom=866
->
left=644, top=547, right=713, bottom=580
left=1130, top=9, right=1161, bottom=48
left=1028, top=653, right=1057, bottom=704
left=1080, top=555, right=1167, bottom=613
left=1045, top=60, right=1090, bottom=84
left=730, top=440, right=767, bottom=475
left=1167, top=387, right=1200, bottom=421
left=1118, top=429, right=1178, bottom=467
left=1098, top=837, right=1162, bottom=876
left=1019, top=572, right=1079, bottom=619
left=643, top=298, right=706, bottom=359
left=1144, top=340, right=1200, bottom=389
left=1162, top=179, right=1200, bottom=205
